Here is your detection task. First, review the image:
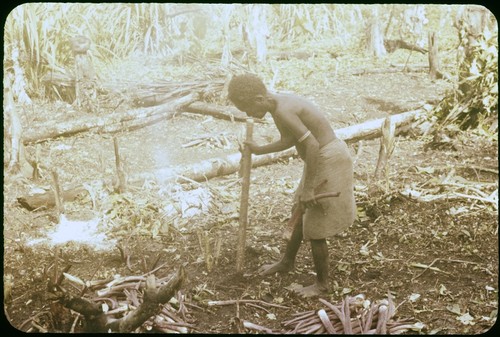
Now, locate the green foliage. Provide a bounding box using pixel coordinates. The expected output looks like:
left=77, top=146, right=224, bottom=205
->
left=3, top=4, right=470, bottom=102
left=4, top=3, right=208, bottom=95
left=433, top=27, right=498, bottom=131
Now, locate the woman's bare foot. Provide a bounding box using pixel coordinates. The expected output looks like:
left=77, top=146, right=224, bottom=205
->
left=258, top=261, right=293, bottom=275
left=295, top=282, right=328, bottom=298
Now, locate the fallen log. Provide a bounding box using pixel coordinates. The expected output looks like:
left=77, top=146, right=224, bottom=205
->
left=137, top=109, right=422, bottom=184
left=350, top=65, right=429, bottom=76
left=336, top=108, right=422, bottom=143
left=384, top=39, right=428, bottom=54
left=16, top=109, right=423, bottom=210
left=183, top=101, right=249, bottom=122
left=22, top=98, right=256, bottom=145
left=17, top=185, right=87, bottom=211
left=23, top=94, right=197, bottom=144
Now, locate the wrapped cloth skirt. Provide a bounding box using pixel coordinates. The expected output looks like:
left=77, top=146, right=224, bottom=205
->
left=294, top=138, right=356, bottom=240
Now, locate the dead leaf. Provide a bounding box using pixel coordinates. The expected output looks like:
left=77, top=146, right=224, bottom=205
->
left=457, top=312, right=475, bottom=325
left=409, top=293, right=421, bottom=302
left=446, top=303, right=461, bottom=315
left=63, top=272, right=85, bottom=286
left=439, top=284, right=448, bottom=296
left=416, top=166, right=435, bottom=174
left=284, top=283, right=303, bottom=292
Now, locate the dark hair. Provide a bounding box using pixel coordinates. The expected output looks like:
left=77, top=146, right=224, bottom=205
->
left=227, top=74, right=267, bottom=104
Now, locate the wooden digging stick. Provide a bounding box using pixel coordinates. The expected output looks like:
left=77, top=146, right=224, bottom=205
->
left=236, top=119, right=254, bottom=272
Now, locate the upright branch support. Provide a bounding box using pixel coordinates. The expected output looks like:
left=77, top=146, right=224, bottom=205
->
left=51, top=170, right=64, bottom=222
left=236, top=119, right=254, bottom=272
left=113, top=137, right=127, bottom=193
left=428, top=31, right=441, bottom=80
left=374, top=117, right=396, bottom=183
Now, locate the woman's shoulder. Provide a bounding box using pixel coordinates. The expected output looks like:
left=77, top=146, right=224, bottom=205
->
left=274, top=93, right=313, bottom=112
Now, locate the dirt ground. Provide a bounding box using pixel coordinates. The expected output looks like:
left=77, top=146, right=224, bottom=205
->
left=3, top=67, right=498, bottom=334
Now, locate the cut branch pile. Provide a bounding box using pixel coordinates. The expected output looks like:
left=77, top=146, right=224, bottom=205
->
left=35, top=266, right=191, bottom=333
left=181, top=132, right=233, bottom=149
left=42, top=68, right=226, bottom=110
left=400, top=167, right=498, bottom=210
left=240, top=294, right=421, bottom=334
left=131, top=79, right=225, bottom=107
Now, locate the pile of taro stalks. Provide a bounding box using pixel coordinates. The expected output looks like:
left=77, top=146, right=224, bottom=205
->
left=240, top=294, right=423, bottom=334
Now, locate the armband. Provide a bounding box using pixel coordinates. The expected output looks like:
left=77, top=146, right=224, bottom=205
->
left=297, top=130, right=311, bottom=143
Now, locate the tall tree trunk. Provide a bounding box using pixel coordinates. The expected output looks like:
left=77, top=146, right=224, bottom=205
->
left=366, top=7, right=386, bottom=58
left=247, top=4, right=269, bottom=63
left=220, top=5, right=234, bottom=67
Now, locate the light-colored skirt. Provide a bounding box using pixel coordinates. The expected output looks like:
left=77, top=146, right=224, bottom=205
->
left=294, top=138, right=356, bottom=240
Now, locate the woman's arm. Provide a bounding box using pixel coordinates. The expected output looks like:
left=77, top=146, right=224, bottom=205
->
left=247, top=136, right=295, bottom=155
left=273, top=110, right=320, bottom=207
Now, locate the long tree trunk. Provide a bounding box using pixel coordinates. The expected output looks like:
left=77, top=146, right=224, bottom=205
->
left=23, top=94, right=197, bottom=144
left=17, top=109, right=423, bottom=211
left=23, top=99, right=257, bottom=144
left=183, top=102, right=249, bottom=122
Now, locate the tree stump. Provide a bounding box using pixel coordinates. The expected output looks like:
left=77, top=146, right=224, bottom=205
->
left=374, top=116, right=396, bottom=181
left=428, top=32, right=441, bottom=80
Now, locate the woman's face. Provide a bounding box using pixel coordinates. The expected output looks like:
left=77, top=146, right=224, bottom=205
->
left=232, top=96, right=268, bottom=119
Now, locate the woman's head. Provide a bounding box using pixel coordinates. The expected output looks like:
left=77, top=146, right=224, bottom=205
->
left=228, top=74, right=269, bottom=118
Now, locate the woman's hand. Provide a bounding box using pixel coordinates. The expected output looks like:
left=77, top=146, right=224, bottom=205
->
left=300, top=188, right=317, bottom=209
left=244, top=140, right=260, bottom=154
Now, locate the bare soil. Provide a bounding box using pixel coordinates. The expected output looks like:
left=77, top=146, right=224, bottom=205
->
left=3, top=69, right=498, bottom=334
